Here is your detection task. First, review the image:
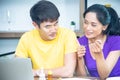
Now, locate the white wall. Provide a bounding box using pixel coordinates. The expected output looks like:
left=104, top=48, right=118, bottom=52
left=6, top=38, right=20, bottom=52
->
left=0, top=0, right=80, bottom=32
left=0, top=0, right=80, bottom=55
left=87, top=0, right=120, bottom=17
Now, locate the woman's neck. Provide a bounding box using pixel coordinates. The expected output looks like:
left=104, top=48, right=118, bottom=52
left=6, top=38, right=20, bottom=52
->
left=88, top=35, right=106, bottom=44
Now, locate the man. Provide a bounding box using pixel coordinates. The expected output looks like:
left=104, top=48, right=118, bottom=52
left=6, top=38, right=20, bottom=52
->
left=15, top=0, right=78, bottom=77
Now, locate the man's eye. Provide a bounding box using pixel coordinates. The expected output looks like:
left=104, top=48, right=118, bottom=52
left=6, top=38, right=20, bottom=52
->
left=54, top=23, right=58, bottom=26
left=45, top=25, right=51, bottom=28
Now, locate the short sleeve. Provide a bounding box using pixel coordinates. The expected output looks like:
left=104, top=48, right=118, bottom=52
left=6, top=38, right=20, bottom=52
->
left=64, top=30, right=78, bottom=54
left=109, top=36, right=120, bottom=51
left=15, top=33, right=29, bottom=58
left=77, top=36, right=88, bottom=46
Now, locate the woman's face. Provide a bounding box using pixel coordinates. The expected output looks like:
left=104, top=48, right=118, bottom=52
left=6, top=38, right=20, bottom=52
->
left=83, top=12, right=106, bottom=39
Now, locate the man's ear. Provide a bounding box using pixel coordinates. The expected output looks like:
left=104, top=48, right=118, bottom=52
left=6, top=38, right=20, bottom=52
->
left=32, top=21, right=39, bottom=29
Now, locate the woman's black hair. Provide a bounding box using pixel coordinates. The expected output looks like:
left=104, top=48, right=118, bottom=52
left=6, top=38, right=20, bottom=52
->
left=83, top=4, right=120, bottom=36
left=30, top=0, right=60, bottom=27
left=104, top=7, right=120, bottom=35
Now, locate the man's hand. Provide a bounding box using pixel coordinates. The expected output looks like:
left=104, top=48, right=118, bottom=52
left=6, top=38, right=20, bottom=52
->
left=32, top=69, right=39, bottom=76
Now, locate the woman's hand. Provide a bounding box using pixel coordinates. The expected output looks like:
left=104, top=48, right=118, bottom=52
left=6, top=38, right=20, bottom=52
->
left=76, top=45, right=87, bottom=76
left=77, top=45, right=86, bottom=59
left=89, top=40, right=104, bottom=59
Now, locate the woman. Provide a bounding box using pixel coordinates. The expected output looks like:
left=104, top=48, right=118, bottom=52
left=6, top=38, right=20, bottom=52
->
left=77, top=4, right=120, bottom=80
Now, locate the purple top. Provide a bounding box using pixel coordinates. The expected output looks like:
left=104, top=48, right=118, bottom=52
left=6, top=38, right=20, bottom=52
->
left=78, top=36, right=120, bottom=77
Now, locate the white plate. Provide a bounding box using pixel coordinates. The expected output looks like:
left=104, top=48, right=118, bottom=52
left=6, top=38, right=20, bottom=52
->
left=106, top=77, right=120, bottom=80
left=60, top=78, right=92, bottom=80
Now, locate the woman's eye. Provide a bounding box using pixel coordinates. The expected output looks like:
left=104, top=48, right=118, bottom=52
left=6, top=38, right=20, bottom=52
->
left=92, top=24, right=97, bottom=27
left=84, top=21, right=88, bottom=24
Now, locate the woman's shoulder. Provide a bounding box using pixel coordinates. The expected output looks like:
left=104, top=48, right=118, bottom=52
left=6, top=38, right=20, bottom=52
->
left=78, top=35, right=87, bottom=40
left=106, top=35, right=120, bottom=50
left=107, top=35, right=120, bottom=41
left=78, top=36, right=88, bottom=45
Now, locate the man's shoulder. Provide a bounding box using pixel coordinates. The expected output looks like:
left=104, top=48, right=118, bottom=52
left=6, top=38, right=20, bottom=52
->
left=59, top=27, right=72, bottom=31
left=59, top=27, right=75, bottom=34
left=21, top=29, right=36, bottom=38
left=57, top=27, right=77, bottom=41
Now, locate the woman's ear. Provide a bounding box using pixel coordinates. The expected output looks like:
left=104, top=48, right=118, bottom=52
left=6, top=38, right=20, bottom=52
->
left=102, top=25, right=108, bottom=31
left=32, top=21, right=39, bottom=29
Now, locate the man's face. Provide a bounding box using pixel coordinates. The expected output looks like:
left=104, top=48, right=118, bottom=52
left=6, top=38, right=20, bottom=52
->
left=38, top=20, right=59, bottom=41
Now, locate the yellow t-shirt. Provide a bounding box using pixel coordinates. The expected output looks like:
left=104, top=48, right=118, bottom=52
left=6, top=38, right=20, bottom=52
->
left=15, top=27, right=78, bottom=70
